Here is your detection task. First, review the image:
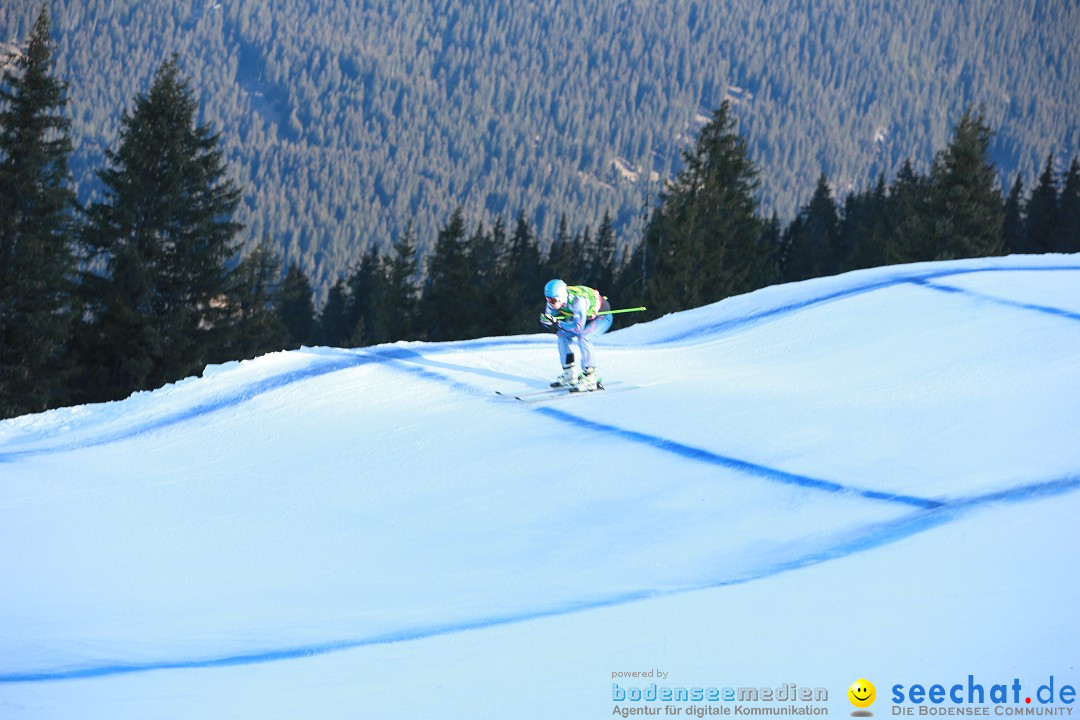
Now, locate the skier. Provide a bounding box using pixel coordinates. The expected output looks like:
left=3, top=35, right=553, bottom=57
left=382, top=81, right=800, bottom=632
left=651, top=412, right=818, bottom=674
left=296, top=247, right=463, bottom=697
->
left=539, top=278, right=612, bottom=390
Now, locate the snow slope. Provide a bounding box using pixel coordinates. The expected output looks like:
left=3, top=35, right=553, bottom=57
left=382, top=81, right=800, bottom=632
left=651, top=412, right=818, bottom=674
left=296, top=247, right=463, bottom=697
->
left=1, top=255, right=1078, bottom=719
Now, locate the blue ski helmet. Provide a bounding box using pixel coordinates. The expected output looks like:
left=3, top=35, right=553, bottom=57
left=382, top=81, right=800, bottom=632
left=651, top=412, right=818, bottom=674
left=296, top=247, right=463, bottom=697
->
left=544, top=279, right=568, bottom=304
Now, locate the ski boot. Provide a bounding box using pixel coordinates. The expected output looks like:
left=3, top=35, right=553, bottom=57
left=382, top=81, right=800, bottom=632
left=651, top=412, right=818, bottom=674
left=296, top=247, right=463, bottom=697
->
left=550, top=366, right=578, bottom=388
left=574, top=367, right=601, bottom=392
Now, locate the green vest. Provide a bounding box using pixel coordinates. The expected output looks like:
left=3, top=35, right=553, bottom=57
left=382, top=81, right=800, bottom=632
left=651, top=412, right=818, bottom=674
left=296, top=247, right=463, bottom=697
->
left=567, top=285, right=603, bottom=317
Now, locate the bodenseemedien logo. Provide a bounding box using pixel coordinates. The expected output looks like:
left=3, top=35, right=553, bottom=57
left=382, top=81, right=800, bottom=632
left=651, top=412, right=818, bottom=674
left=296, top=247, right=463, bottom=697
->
left=609, top=677, right=829, bottom=717
left=849, top=678, right=877, bottom=717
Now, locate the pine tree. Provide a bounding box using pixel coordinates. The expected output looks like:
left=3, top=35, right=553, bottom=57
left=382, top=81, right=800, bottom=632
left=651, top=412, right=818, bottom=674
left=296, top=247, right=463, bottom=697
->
left=1002, top=173, right=1025, bottom=254
left=574, top=226, right=594, bottom=285
left=842, top=176, right=889, bottom=271
left=545, top=214, right=578, bottom=281
left=316, top=279, right=351, bottom=346
left=277, top=261, right=316, bottom=347
left=616, top=238, right=647, bottom=310
left=420, top=207, right=473, bottom=341
left=0, top=8, right=77, bottom=418
left=469, top=218, right=500, bottom=337
left=345, top=246, right=386, bottom=345
left=886, top=160, right=932, bottom=264
left=590, top=210, right=618, bottom=292
left=759, top=212, right=783, bottom=278
left=1052, top=157, right=1080, bottom=254
left=1023, top=155, right=1058, bottom=254
left=76, top=56, right=243, bottom=401
left=494, top=211, right=543, bottom=334
left=379, top=222, right=420, bottom=342
left=225, top=239, right=288, bottom=360
left=642, top=102, right=770, bottom=316
left=926, top=106, right=1004, bottom=260
left=783, top=173, right=840, bottom=281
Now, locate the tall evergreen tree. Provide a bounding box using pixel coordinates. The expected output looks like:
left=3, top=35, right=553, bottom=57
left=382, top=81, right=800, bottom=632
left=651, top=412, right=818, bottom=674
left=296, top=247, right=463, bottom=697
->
left=0, top=8, right=77, bottom=418
left=421, top=208, right=473, bottom=341
left=886, top=160, right=932, bottom=264
left=277, top=261, right=316, bottom=347
left=777, top=215, right=802, bottom=281
left=573, top=226, right=593, bottom=284
left=642, top=102, right=770, bottom=316
left=1052, top=157, right=1080, bottom=254
left=1002, top=172, right=1025, bottom=254
left=225, top=239, right=288, bottom=360
left=76, top=55, right=243, bottom=401
left=1023, top=154, right=1058, bottom=255
left=926, top=106, right=1004, bottom=260
left=344, top=246, right=386, bottom=345
left=316, top=279, right=351, bottom=347
left=616, top=237, right=647, bottom=310
left=494, top=211, right=543, bottom=334
left=589, top=210, right=618, bottom=292
left=545, top=214, right=577, bottom=281
left=379, top=222, right=421, bottom=342
left=759, top=212, right=783, bottom=278
left=469, top=218, right=500, bottom=337
left=783, top=173, right=840, bottom=281
left=842, top=175, right=889, bottom=271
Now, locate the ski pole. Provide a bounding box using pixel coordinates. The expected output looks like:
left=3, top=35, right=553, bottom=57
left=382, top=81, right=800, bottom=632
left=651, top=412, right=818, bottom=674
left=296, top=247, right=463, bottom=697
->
left=548, top=306, right=646, bottom=321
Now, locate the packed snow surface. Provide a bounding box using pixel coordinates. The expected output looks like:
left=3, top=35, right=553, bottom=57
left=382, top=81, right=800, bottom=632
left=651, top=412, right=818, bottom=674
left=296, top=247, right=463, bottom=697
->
left=1, top=255, right=1078, bottom=719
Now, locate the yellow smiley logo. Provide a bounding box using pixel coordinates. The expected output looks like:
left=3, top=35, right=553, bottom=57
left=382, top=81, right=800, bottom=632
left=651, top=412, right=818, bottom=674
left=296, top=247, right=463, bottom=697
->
left=848, top=679, right=876, bottom=709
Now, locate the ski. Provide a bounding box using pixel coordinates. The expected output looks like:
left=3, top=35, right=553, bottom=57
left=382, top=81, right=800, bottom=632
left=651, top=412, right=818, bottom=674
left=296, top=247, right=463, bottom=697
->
left=494, top=386, right=572, bottom=400
left=496, top=383, right=602, bottom=399
left=496, top=381, right=637, bottom=403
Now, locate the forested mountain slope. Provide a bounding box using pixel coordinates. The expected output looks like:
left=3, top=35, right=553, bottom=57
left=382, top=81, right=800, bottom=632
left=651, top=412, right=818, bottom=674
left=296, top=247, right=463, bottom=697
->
left=2, top=0, right=1077, bottom=295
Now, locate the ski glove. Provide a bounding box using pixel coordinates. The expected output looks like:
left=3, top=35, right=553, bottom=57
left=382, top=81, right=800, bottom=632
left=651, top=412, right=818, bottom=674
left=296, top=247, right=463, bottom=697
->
left=539, top=313, right=556, bottom=328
